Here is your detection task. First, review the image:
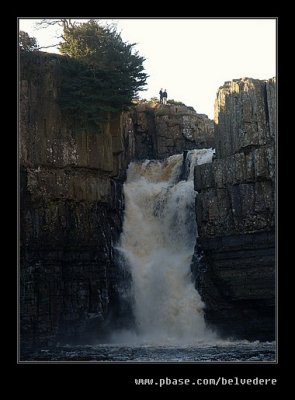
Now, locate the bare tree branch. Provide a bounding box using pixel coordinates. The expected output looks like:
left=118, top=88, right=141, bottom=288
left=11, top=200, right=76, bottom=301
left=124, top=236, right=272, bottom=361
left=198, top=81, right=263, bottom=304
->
left=35, top=18, right=81, bottom=30
left=35, top=19, right=63, bottom=29
left=36, top=44, right=60, bottom=50
left=33, top=19, right=106, bottom=51
left=34, top=18, right=105, bottom=30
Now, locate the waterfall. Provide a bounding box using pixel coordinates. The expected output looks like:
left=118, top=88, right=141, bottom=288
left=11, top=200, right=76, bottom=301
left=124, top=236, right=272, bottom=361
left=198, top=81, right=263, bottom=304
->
left=115, top=148, right=216, bottom=344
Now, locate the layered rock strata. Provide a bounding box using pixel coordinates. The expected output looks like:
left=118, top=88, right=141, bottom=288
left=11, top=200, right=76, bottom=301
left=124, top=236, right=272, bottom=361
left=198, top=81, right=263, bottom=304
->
left=193, top=78, right=276, bottom=341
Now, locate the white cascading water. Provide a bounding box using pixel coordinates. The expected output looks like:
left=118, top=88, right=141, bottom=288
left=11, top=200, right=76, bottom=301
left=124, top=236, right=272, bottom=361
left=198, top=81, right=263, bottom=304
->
left=116, top=148, right=216, bottom=344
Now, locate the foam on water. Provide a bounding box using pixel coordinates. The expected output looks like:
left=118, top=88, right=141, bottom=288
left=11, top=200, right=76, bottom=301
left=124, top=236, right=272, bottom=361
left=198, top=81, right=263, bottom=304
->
left=116, top=149, right=216, bottom=344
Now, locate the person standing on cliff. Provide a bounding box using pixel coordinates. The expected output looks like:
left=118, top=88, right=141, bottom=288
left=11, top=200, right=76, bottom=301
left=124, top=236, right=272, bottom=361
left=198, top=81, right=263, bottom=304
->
left=163, top=89, right=168, bottom=105
left=159, top=88, right=163, bottom=103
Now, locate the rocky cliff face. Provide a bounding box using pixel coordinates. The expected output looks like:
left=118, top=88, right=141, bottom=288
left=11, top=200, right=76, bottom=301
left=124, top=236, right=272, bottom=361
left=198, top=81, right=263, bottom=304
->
left=20, top=52, right=213, bottom=349
left=20, top=52, right=136, bottom=347
left=132, top=102, right=214, bottom=159
left=192, top=78, right=276, bottom=340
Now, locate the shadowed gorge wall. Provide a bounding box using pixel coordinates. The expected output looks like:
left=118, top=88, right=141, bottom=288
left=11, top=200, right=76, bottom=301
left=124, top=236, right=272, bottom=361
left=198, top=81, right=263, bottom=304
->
left=192, top=78, right=276, bottom=340
left=20, top=52, right=136, bottom=346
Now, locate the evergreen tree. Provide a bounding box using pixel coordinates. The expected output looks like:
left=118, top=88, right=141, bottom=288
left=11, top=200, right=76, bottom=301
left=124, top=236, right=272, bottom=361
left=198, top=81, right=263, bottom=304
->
left=19, top=31, right=38, bottom=51
left=58, top=20, right=147, bottom=117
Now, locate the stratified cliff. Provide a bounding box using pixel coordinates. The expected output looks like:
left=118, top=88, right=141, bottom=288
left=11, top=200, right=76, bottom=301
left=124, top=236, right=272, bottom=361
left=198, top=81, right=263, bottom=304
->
left=133, top=102, right=214, bottom=159
left=20, top=52, right=136, bottom=347
left=20, top=51, right=213, bottom=349
left=192, top=78, right=276, bottom=341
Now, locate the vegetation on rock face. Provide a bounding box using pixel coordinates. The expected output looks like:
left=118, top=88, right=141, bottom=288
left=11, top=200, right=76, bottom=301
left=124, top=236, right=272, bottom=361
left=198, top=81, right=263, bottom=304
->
left=167, top=99, right=186, bottom=106
left=155, top=108, right=169, bottom=116
left=19, top=31, right=38, bottom=52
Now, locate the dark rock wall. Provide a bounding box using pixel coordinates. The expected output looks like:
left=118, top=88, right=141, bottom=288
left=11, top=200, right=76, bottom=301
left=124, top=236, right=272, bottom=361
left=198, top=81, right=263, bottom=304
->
left=193, top=78, right=276, bottom=341
left=20, top=53, right=135, bottom=347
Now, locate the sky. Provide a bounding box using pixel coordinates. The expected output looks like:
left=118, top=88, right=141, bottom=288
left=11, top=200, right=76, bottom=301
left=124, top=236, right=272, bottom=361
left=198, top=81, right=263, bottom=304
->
left=19, top=18, right=276, bottom=119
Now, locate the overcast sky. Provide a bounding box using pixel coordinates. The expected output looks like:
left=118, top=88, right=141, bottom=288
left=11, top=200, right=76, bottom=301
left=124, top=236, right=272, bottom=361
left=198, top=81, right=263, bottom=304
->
left=19, top=18, right=276, bottom=119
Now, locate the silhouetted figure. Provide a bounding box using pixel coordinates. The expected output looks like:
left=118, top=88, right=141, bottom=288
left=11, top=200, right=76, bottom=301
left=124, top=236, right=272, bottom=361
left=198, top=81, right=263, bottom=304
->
left=159, top=88, right=163, bottom=103
left=163, top=89, right=168, bottom=105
